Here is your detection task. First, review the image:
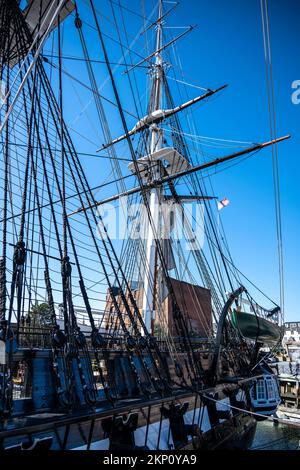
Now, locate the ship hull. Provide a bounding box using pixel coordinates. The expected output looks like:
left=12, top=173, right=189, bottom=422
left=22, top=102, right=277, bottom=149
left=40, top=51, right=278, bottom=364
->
left=1, top=347, right=259, bottom=451
left=1, top=388, right=257, bottom=451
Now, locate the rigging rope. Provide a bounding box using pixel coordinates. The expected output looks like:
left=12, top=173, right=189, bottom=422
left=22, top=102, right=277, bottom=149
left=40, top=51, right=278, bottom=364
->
left=89, top=0, right=200, bottom=384
left=260, top=0, right=284, bottom=322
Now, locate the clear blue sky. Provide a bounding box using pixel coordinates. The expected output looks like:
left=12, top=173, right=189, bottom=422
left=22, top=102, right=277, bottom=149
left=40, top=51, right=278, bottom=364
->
left=52, top=0, right=300, bottom=321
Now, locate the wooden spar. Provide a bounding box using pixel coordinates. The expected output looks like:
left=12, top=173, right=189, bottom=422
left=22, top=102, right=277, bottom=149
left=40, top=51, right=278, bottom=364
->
left=164, top=195, right=217, bottom=201
left=139, top=3, right=179, bottom=36
left=97, top=85, right=228, bottom=151
left=67, top=134, right=291, bottom=217
left=124, top=26, right=194, bottom=74
left=164, top=85, right=227, bottom=118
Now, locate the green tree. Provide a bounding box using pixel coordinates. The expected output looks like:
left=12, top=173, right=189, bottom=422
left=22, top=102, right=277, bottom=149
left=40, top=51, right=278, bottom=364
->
left=153, top=323, right=167, bottom=338
left=29, top=302, right=52, bottom=327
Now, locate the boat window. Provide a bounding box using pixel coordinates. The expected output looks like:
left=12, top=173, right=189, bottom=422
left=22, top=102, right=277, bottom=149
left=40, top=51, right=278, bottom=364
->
left=266, top=378, right=275, bottom=399
left=257, top=379, right=265, bottom=400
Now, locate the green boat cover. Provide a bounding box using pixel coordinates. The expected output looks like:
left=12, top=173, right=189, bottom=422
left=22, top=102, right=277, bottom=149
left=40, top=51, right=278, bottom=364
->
left=231, top=309, right=281, bottom=344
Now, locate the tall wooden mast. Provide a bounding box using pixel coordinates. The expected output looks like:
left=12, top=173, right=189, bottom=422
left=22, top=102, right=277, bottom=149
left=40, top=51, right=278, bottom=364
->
left=141, top=0, right=164, bottom=334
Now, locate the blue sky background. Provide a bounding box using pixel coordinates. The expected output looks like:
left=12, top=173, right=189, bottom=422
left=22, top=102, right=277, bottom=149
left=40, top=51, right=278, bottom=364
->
left=48, top=0, right=300, bottom=321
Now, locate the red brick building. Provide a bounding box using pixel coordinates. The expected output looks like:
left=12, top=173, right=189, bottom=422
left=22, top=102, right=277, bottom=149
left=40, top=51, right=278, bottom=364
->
left=103, top=278, right=212, bottom=338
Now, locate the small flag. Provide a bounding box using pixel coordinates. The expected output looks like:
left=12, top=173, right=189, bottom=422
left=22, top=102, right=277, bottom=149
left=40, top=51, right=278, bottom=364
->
left=217, top=197, right=230, bottom=211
